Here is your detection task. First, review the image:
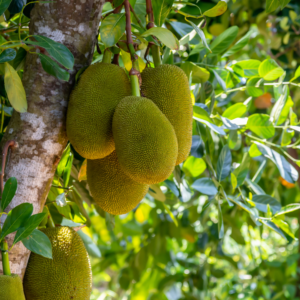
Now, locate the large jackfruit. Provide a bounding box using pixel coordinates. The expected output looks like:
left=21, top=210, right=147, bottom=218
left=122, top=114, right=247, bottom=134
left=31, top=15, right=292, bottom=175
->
left=23, top=227, right=92, bottom=300
left=141, top=65, right=193, bottom=165
left=87, top=151, right=149, bottom=215
left=113, top=96, right=178, bottom=184
left=0, top=274, right=25, bottom=300
left=67, top=63, right=131, bottom=159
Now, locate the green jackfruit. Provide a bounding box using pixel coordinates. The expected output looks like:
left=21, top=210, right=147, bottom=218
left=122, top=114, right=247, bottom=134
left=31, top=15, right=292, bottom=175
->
left=113, top=96, right=178, bottom=184
left=24, top=227, right=92, bottom=300
left=87, top=151, right=149, bottom=215
left=67, top=63, right=131, bottom=159
left=141, top=65, right=193, bottom=165
left=0, top=274, right=25, bottom=300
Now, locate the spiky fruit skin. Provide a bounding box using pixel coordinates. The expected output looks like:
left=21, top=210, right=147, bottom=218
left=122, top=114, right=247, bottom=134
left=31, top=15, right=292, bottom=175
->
left=23, top=227, right=92, bottom=300
left=0, top=274, right=25, bottom=300
left=141, top=65, right=193, bottom=165
left=67, top=63, right=131, bottom=159
left=87, top=151, right=149, bottom=215
left=113, top=96, right=178, bottom=184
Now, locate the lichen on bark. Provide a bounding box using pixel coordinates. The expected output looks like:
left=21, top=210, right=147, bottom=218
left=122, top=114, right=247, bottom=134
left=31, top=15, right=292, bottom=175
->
left=0, top=0, right=105, bottom=278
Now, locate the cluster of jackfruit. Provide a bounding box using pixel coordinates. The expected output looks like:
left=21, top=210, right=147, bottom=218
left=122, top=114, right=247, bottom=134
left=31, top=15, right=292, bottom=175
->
left=67, top=63, right=192, bottom=215
left=24, top=227, right=92, bottom=300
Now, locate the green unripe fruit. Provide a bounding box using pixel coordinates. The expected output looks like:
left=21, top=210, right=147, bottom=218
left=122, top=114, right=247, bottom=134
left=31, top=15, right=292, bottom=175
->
left=0, top=274, right=25, bottom=300
left=24, top=227, right=92, bottom=300
left=113, top=96, right=178, bottom=184
left=67, top=63, right=131, bottom=159
left=141, top=65, right=193, bottom=165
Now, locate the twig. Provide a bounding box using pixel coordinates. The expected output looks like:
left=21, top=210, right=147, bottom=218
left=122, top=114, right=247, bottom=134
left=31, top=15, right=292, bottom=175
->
left=146, top=0, right=154, bottom=29
left=0, top=140, right=18, bottom=195
left=129, top=3, right=147, bottom=31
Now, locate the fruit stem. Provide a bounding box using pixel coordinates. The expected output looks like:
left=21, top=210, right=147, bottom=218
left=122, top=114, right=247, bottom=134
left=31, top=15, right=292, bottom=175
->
left=151, top=44, right=162, bottom=67
left=1, top=240, right=11, bottom=276
left=46, top=213, right=55, bottom=228
left=145, top=0, right=162, bottom=67
left=102, top=48, right=112, bottom=63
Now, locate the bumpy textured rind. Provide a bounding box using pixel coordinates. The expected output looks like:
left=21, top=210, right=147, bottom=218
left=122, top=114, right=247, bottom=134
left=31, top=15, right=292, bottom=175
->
left=141, top=65, right=193, bottom=165
left=0, top=274, right=25, bottom=300
left=113, top=96, right=178, bottom=184
left=87, top=151, right=149, bottom=215
left=67, top=63, right=131, bottom=159
left=23, top=227, right=92, bottom=300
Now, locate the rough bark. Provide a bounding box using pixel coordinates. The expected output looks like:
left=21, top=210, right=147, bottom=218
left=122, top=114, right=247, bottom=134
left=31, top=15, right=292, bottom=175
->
left=0, top=0, right=105, bottom=278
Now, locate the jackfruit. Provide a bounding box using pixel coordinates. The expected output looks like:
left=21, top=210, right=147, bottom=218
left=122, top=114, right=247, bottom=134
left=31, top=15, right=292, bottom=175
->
left=0, top=274, right=25, bottom=300
left=113, top=96, right=178, bottom=184
left=141, top=65, right=193, bottom=165
left=23, top=227, right=92, bottom=300
left=87, top=151, right=149, bottom=215
left=67, top=63, right=131, bottom=159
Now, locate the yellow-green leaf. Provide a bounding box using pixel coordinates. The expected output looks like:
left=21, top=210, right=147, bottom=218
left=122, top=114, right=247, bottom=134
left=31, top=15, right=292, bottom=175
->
left=204, top=1, right=227, bottom=17
left=4, top=62, right=27, bottom=112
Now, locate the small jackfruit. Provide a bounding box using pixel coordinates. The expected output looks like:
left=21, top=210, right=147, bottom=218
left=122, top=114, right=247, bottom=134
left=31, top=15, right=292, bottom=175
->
left=141, top=65, right=193, bottom=165
left=0, top=274, right=25, bottom=300
left=23, top=227, right=92, bottom=300
left=113, top=96, right=178, bottom=184
left=67, top=63, right=131, bottom=159
left=87, top=151, right=149, bottom=215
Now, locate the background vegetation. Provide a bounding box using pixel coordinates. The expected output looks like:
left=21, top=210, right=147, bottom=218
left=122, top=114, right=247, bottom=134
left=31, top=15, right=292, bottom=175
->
left=0, top=0, right=300, bottom=299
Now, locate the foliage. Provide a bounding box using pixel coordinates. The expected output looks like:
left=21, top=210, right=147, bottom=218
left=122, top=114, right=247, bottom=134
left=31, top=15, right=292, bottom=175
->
left=0, top=0, right=300, bottom=299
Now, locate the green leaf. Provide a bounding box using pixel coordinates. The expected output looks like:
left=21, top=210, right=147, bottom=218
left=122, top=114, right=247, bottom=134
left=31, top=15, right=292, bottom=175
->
left=272, top=218, right=295, bottom=239
left=38, top=53, right=70, bottom=81
left=231, top=173, right=237, bottom=192
left=290, top=65, right=300, bottom=82
left=0, top=49, right=16, bottom=63
left=217, top=202, right=224, bottom=239
left=57, top=144, right=70, bottom=177
left=274, top=204, right=300, bottom=216
left=233, top=154, right=250, bottom=187
left=246, top=114, right=275, bottom=139
left=4, top=62, right=27, bottom=112
left=77, top=230, right=101, bottom=258
left=280, top=0, right=291, bottom=9
left=149, top=184, right=166, bottom=202
left=265, top=0, right=280, bottom=13
left=63, top=152, right=73, bottom=186
left=232, top=60, right=261, bottom=78
left=141, top=27, right=179, bottom=50
left=260, top=219, right=286, bottom=240
left=246, top=77, right=264, bottom=97
left=25, top=35, right=74, bottom=69
left=22, top=229, right=52, bottom=259
left=1, top=177, right=17, bottom=211
left=152, top=0, right=174, bottom=27
left=163, top=203, right=178, bottom=227
left=100, top=13, right=126, bottom=48
left=278, top=96, right=293, bottom=125
left=0, top=203, right=33, bottom=240
left=222, top=30, right=252, bottom=57
left=185, top=19, right=211, bottom=52
left=13, top=213, right=47, bottom=246
left=254, top=142, right=299, bottom=183
left=252, top=195, right=281, bottom=214
left=183, top=156, right=206, bottom=177
left=217, top=145, right=232, bottom=182
left=259, top=59, right=284, bottom=81
left=270, top=85, right=288, bottom=124
left=192, top=178, right=218, bottom=196
left=212, top=69, right=226, bottom=91
left=8, top=0, right=25, bottom=14
left=203, top=1, right=227, bottom=17
left=210, top=26, right=239, bottom=55
left=0, top=0, right=13, bottom=16
left=222, top=103, right=247, bottom=120
left=180, top=61, right=210, bottom=83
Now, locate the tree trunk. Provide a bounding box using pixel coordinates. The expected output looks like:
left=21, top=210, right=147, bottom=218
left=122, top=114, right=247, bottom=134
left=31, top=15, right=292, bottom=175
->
left=0, top=0, right=105, bottom=278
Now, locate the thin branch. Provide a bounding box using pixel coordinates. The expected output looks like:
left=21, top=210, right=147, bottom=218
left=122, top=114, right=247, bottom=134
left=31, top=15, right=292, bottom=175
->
left=0, top=140, right=18, bottom=195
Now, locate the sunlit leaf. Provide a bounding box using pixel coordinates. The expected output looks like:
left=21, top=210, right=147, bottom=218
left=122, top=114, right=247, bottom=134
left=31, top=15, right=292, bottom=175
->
left=4, top=62, right=27, bottom=112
